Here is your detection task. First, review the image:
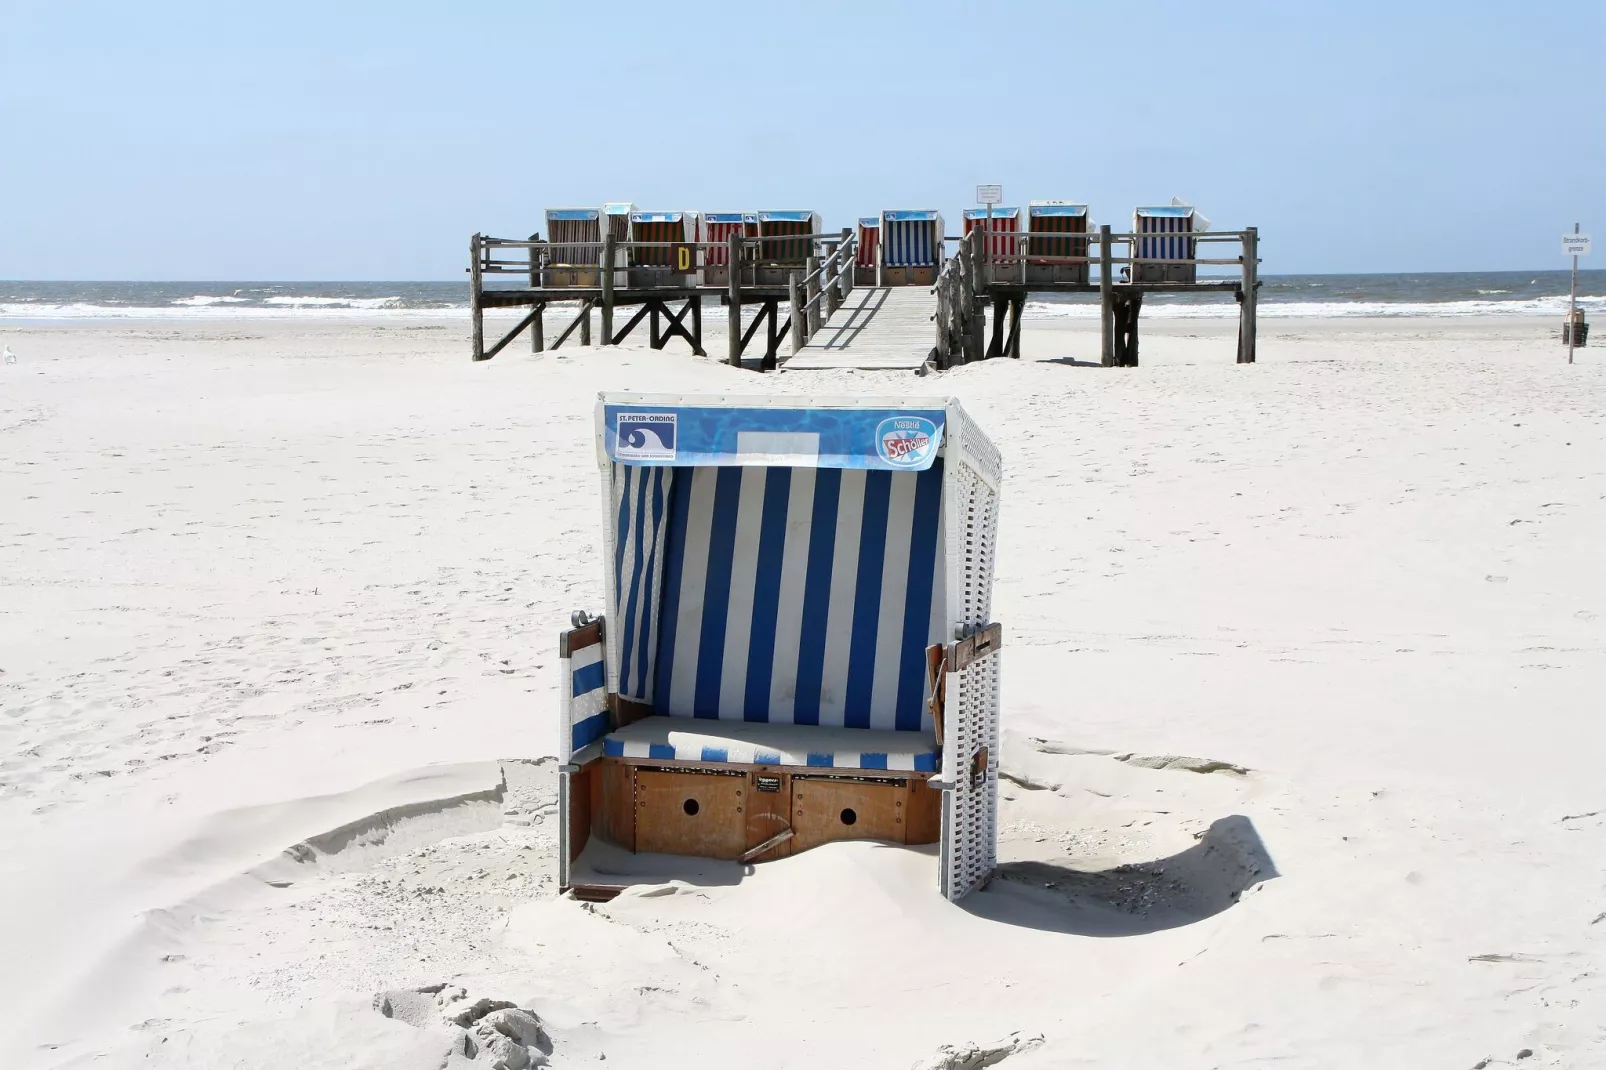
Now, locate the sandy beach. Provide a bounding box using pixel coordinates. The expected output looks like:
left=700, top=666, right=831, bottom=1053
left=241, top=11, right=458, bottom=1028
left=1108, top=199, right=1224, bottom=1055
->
left=2, top=315, right=1603, bottom=1068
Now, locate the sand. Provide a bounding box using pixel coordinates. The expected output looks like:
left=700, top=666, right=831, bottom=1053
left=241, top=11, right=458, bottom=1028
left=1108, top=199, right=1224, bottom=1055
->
left=1, top=314, right=1603, bottom=1068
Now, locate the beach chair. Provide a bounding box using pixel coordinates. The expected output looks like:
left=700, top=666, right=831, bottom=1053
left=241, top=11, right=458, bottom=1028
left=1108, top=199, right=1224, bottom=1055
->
left=557, top=394, right=1004, bottom=901
left=1133, top=204, right=1197, bottom=283
left=699, top=212, right=757, bottom=287
left=854, top=217, right=880, bottom=287
left=1025, top=202, right=1091, bottom=285
left=627, top=211, right=699, bottom=288
left=753, top=211, right=821, bottom=285
left=880, top=210, right=945, bottom=286
left=963, top=207, right=1021, bottom=285
left=542, top=208, right=602, bottom=288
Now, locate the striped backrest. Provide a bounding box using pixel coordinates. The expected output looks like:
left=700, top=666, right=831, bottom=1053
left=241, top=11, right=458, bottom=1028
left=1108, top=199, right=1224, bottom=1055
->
left=647, top=464, right=944, bottom=733
left=1136, top=211, right=1194, bottom=260
left=702, top=215, right=746, bottom=267
left=882, top=213, right=940, bottom=267
left=546, top=211, right=601, bottom=266
left=760, top=221, right=812, bottom=264
left=856, top=219, right=880, bottom=268
left=963, top=210, right=1020, bottom=258
left=1028, top=208, right=1089, bottom=260
left=631, top=217, right=685, bottom=267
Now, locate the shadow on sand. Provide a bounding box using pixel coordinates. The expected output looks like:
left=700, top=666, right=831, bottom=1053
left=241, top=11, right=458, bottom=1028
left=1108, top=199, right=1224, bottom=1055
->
left=1039, top=356, right=1105, bottom=368
left=964, top=815, right=1278, bottom=936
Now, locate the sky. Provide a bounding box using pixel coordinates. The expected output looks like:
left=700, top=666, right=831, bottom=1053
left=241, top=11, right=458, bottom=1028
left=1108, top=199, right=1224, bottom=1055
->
left=2, top=0, right=1602, bottom=280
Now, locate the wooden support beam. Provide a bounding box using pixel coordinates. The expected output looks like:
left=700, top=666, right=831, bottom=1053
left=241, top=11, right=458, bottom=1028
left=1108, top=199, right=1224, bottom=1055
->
left=1099, top=224, right=1114, bottom=367
left=650, top=302, right=662, bottom=349
left=987, top=294, right=1007, bottom=358
left=609, top=301, right=653, bottom=346
left=551, top=298, right=594, bottom=350
left=824, top=243, right=841, bottom=319
left=763, top=298, right=779, bottom=371
left=600, top=234, right=615, bottom=345
left=789, top=271, right=806, bottom=355
left=727, top=233, right=743, bottom=367
left=740, top=299, right=769, bottom=353
left=805, top=255, right=821, bottom=337
left=1007, top=294, right=1024, bottom=358
left=470, top=233, right=485, bottom=361
left=689, top=296, right=705, bottom=356
left=1238, top=226, right=1258, bottom=364
left=482, top=304, right=544, bottom=361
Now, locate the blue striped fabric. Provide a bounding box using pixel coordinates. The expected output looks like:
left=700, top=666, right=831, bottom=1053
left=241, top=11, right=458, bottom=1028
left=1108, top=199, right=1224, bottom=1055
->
left=882, top=213, right=940, bottom=268
left=645, top=462, right=945, bottom=732
left=1136, top=210, right=1194, bottom=261
left=612, top=464, right=675, bottom=704
left=602, top=717, right=940, bottom=772
left=566, top=640, right=609, bottom=753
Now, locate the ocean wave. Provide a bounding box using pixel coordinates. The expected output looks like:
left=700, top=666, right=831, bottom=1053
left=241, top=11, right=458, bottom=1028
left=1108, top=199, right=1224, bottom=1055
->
left=1024, top=295, right=1606, bottom=320
left=171, top=294, right=249, bottom=306
left=262, top=295, right=404, bottom=309
left=0, top=302, right=477, bottom=320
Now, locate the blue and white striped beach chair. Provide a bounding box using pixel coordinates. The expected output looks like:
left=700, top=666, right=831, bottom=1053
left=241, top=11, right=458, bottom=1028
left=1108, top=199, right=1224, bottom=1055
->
left=557, top=393, right=1003, bottom=901
left=879, top=210, right=945, bottom=286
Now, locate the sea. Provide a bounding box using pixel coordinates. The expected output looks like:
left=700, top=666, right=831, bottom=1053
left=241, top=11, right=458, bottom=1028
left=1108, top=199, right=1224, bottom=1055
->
left=1, top=271, right=1603, bottom=322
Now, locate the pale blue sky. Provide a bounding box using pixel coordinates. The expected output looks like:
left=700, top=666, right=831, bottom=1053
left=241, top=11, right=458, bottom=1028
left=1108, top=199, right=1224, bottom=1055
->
left=3, top=0, right=1601, bottom=279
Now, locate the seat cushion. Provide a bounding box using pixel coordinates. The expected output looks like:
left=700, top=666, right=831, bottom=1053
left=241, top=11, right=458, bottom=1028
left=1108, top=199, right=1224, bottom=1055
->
left=601, top=716, right=939, bottom=773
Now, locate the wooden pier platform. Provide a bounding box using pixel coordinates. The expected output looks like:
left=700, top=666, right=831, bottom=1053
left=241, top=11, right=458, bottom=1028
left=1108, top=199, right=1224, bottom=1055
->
left=782, top=287, right=936, bottom=372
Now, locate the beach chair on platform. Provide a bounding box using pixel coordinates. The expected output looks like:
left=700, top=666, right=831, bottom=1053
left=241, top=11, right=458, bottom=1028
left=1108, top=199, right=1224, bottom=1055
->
left=880, top=210, right=944, bottom=286
left=964, top=207, right=1021, bottom=285
left=557, top=394, right=1004, bottom=901
left=855, top=217, right=880, bottom=286
left=753, top=211, right=821, bottom=285
left=1025, top=202, right=1091, bottom=285
left=1133, top=204, right=1198, bottom=283
left=627, top=211, right=699, bottom=288
left=698, top=212, right=757, bottom=287
left=542, top=208, right=602, bottom=288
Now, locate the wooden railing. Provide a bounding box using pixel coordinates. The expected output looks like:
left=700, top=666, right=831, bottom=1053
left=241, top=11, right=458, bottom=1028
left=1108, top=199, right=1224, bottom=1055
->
left=933, top=230, right=986, bottom=368
left=787, top=229, right=858, bottom=355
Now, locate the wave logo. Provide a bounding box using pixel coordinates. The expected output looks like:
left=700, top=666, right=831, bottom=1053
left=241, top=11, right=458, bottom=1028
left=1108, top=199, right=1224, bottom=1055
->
left=616, top=413, right=677, bottom=461
left=875, top=416, right=938, bottom=468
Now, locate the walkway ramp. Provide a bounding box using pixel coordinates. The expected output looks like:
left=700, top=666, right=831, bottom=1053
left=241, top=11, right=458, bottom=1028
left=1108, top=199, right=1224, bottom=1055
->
left=783, top=286, right=935, bottom=371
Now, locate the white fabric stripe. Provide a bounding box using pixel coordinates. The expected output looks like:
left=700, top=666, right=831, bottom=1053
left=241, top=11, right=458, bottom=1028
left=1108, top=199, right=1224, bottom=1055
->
left=718, top=467, right=768, bottom=718
left=867, top=472, right=917, bottom=729
left=924, top=495, right=946, bottom=736
left=632, top=468, right=670, bottom=702
left=570, top=643, right=604, bottom=674
left=817, top=469, right=866, bottom=727
left=768, top=466, right=816, bottom=716
left=668, top=467, right=717, bottom=715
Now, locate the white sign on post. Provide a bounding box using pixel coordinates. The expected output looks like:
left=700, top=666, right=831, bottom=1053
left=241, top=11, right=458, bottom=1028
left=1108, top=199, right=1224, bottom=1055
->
left=976, top=184, right=1003, bottom=206
left=1562, top=234, right=1592, bottom=257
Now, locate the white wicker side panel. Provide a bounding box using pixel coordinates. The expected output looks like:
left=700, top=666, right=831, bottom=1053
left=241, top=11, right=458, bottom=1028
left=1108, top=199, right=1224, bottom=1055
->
left=941, top=456, right=1002, bottom=901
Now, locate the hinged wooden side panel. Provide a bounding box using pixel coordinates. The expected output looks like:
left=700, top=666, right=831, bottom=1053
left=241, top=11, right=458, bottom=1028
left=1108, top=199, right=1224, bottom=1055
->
left=792, top=777, right=910, bottom=852
left=596, top=758, right=638, bottom=852
left=635, top=769, right=748, bottom=860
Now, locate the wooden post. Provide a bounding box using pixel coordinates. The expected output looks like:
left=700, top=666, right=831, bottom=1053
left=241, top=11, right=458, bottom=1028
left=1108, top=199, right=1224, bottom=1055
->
left=650, top=302, right=662, bottom=349
left=804, top=255, right=820, bottom=336
left=824, top=243, right=840, bottom=318
left=600, top=234, right=615, bottom=345
left=580, top=298, right=591, bottom=346
left=1099, top=224, right=1114, bottom=367
left=530, top=237, right=545, bottom=352
left=691, top=296, right=705, bottom=356
left=763, top=300, right=779, bottom=371
left=727, top=232, right=743, bottom=367
left=839, top=227, right=853, bottom=301
left=1238, top=227, right=1258, bottom=364
left=470, top=233, right=485, bottom=361
left=789, top=270, right=806, bottom=355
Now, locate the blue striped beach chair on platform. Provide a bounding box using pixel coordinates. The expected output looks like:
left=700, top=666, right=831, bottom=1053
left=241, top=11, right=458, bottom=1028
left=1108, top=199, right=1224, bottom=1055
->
left=880, top=210, right=944, bottom=286
left=1133, top=204, right=1197, bottom=283
left=556, top=394, right=1004, bottom=901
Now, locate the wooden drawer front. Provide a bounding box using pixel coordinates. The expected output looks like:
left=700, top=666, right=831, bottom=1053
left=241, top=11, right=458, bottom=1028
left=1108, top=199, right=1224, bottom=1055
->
left=792, top=777, right=909, bottom=852
left=635, top=769, right=748, bottom=860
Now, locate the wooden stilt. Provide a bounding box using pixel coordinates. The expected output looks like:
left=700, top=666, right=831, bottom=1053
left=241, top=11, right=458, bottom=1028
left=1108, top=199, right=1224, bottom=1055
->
left=650, top=302, right=662, bottom=349
left=1238, top=226, right=1258, bottom=364
left=1099, top=224, right=1114, bottom=367
left=789, top=271, right=806, bottom=355
left=727, top=233, right=742, bottom=367
left=470, top=233, right=485, bottom=361
left=579, top=299, right=591, bottom=347
left=763, top=299, right=779, bottom=371
left=532, top=302, right=544, bottom=353
left=600, top=234, right=615, bottom=346
left=690, top=296, right=704, bottom=356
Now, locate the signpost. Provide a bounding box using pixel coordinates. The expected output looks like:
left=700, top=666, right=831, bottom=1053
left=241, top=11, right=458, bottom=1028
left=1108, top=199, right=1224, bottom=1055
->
left=976, top=185, right=1002, bottom=264
left=1564, top=225, right=1591, bottom=364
